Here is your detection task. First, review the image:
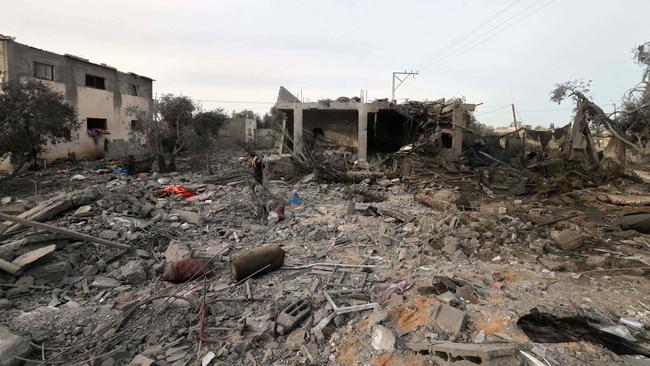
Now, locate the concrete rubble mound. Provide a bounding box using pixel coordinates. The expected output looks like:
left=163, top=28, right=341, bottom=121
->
left=1, top=139, right=650, bottom=366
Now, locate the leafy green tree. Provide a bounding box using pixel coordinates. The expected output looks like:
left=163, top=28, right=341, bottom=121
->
left=0, top=80, right=77, bottom=172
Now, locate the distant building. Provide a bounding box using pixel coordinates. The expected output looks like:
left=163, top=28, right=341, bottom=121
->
left=0, top=34, right=153, bottom=169
left=274, top=87, right=474, bottom=161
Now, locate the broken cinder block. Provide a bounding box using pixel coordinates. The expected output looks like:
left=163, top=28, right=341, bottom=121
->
left=406, top=342, right=524, bottom=366
left=431, top=303, right=467, bottom=336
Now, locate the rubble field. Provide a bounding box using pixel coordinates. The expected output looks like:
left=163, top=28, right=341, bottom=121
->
left=1, top=149, right=650, bottom=366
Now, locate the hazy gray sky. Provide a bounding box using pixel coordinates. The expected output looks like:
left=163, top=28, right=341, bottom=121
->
left=2, top=0, right=648, bottom=127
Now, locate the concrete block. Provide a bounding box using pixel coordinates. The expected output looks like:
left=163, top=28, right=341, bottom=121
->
left=431, top=342, right=523, bottom=366
left=431, top=304, right=467, bottom=336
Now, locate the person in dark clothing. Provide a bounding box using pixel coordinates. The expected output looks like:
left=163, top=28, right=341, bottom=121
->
left=249, top=153, right=263, bottom=185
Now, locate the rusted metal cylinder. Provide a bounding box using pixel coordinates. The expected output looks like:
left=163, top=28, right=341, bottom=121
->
left=230, top=244, right=285, bottom=282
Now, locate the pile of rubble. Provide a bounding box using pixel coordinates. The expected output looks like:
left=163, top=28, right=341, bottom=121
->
left=1, top=149, right=650, bottom=366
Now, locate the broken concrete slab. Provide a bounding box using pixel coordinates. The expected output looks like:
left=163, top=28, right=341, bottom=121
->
left=0, top=326, right=29, bottom=366
left=91, top=276, right=121, bottom=289
left=431, top=303, right=468, bottom=336
left=11, top=244, right=56, bottom=268
left=175, top=210, right=202, bottom=225
left=550, top=230, right=585, bottom=251
left=25, top=261, right=69, bottom=282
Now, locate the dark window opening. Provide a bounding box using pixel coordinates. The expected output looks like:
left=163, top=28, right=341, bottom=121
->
left=85, top=74, right=105, bottom=90
left=130, top=84, right=138, bottom=96
left=130, top=120, right=138, bottom=129
left=34, top=62, right=54, bottom=80
left=87, top=118, right=107, bottom=130
left=367, top=110, right=415, bottom=154
left=441, top=132, right=453, bottom=148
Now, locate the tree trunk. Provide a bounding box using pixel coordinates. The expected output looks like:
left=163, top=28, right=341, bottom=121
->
left=205, top=152, right=212, bottom=175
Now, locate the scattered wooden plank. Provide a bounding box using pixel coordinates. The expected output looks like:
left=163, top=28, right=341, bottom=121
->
left=11, top=244, right=56, bottom=268
left=0, top=213, right=130, bottom=250
left=376, top=206, right=414, bottom=223
left=0, top=192, right=99, bottom=236
left=0, top=257, right=22, bottom=275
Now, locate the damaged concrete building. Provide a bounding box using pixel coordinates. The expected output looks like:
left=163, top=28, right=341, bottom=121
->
left=0, top=34, right=153, bottom=170
left=275, top=87, right=476, bottom=161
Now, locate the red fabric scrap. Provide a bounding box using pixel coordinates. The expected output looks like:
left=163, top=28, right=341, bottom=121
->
left=162, top=184, right=194, bottom=198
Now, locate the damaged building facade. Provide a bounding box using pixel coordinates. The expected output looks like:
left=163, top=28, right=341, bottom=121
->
left=0, top=35, right=153, bottom=170
left=274, top=87, right=475, bottom=161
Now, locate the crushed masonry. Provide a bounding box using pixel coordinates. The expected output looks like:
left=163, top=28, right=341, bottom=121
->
left=1, top=90, right=650, bottom=365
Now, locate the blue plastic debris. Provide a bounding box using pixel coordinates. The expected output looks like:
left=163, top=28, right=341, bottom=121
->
left=289, top=192, right=303, bottom=205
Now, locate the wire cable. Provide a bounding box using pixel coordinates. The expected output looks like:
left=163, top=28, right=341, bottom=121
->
left=417, top=0, right=524, bottom=70
left=420, top=0, right=556, bottom=74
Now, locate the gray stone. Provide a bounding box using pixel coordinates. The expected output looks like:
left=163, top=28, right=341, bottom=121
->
left=139, top=203, right=154, bottom=219
left=442, top=236, right=459, bottom=257
left=0, top=299, right=10, bottom=310
left=164, top=241, right=191, bottom=263
left=0, top=326, right=29, bottom=366
left=285, top=328, right=306, bottom=351
left=176, top=210, right=202, bottom=225
left=120, top=260, right=147, bottom=284
left=371, top=324, right=395, bottom=352
left=431, top=304, right=467, bottom=336
left=436, top=291, right=457, bottom=305
left=91, top=276, right=121, bottom=288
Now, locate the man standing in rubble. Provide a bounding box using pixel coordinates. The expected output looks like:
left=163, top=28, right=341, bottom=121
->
left=249, top=153, right=263, bottom=185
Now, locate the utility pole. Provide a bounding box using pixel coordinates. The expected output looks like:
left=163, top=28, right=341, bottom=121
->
left=391, top=70, right=419, bottom=102
left=512, top=103, right=525, bottom=160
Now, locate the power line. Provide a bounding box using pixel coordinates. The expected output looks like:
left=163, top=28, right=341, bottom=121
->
left=194, top=99, right=275, bottom=104
left=420, top=0, right=556, bottom=74
left=478, top=104, right=512, bottom=114
left=417, top=0, right=523, bottom=70
left=420, top=0, right=547, bottom=73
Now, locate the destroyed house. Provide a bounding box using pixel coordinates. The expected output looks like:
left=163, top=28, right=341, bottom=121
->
left=274, top=87, right=475, bottom=161
left=0, top=34, right=153, bottom=170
